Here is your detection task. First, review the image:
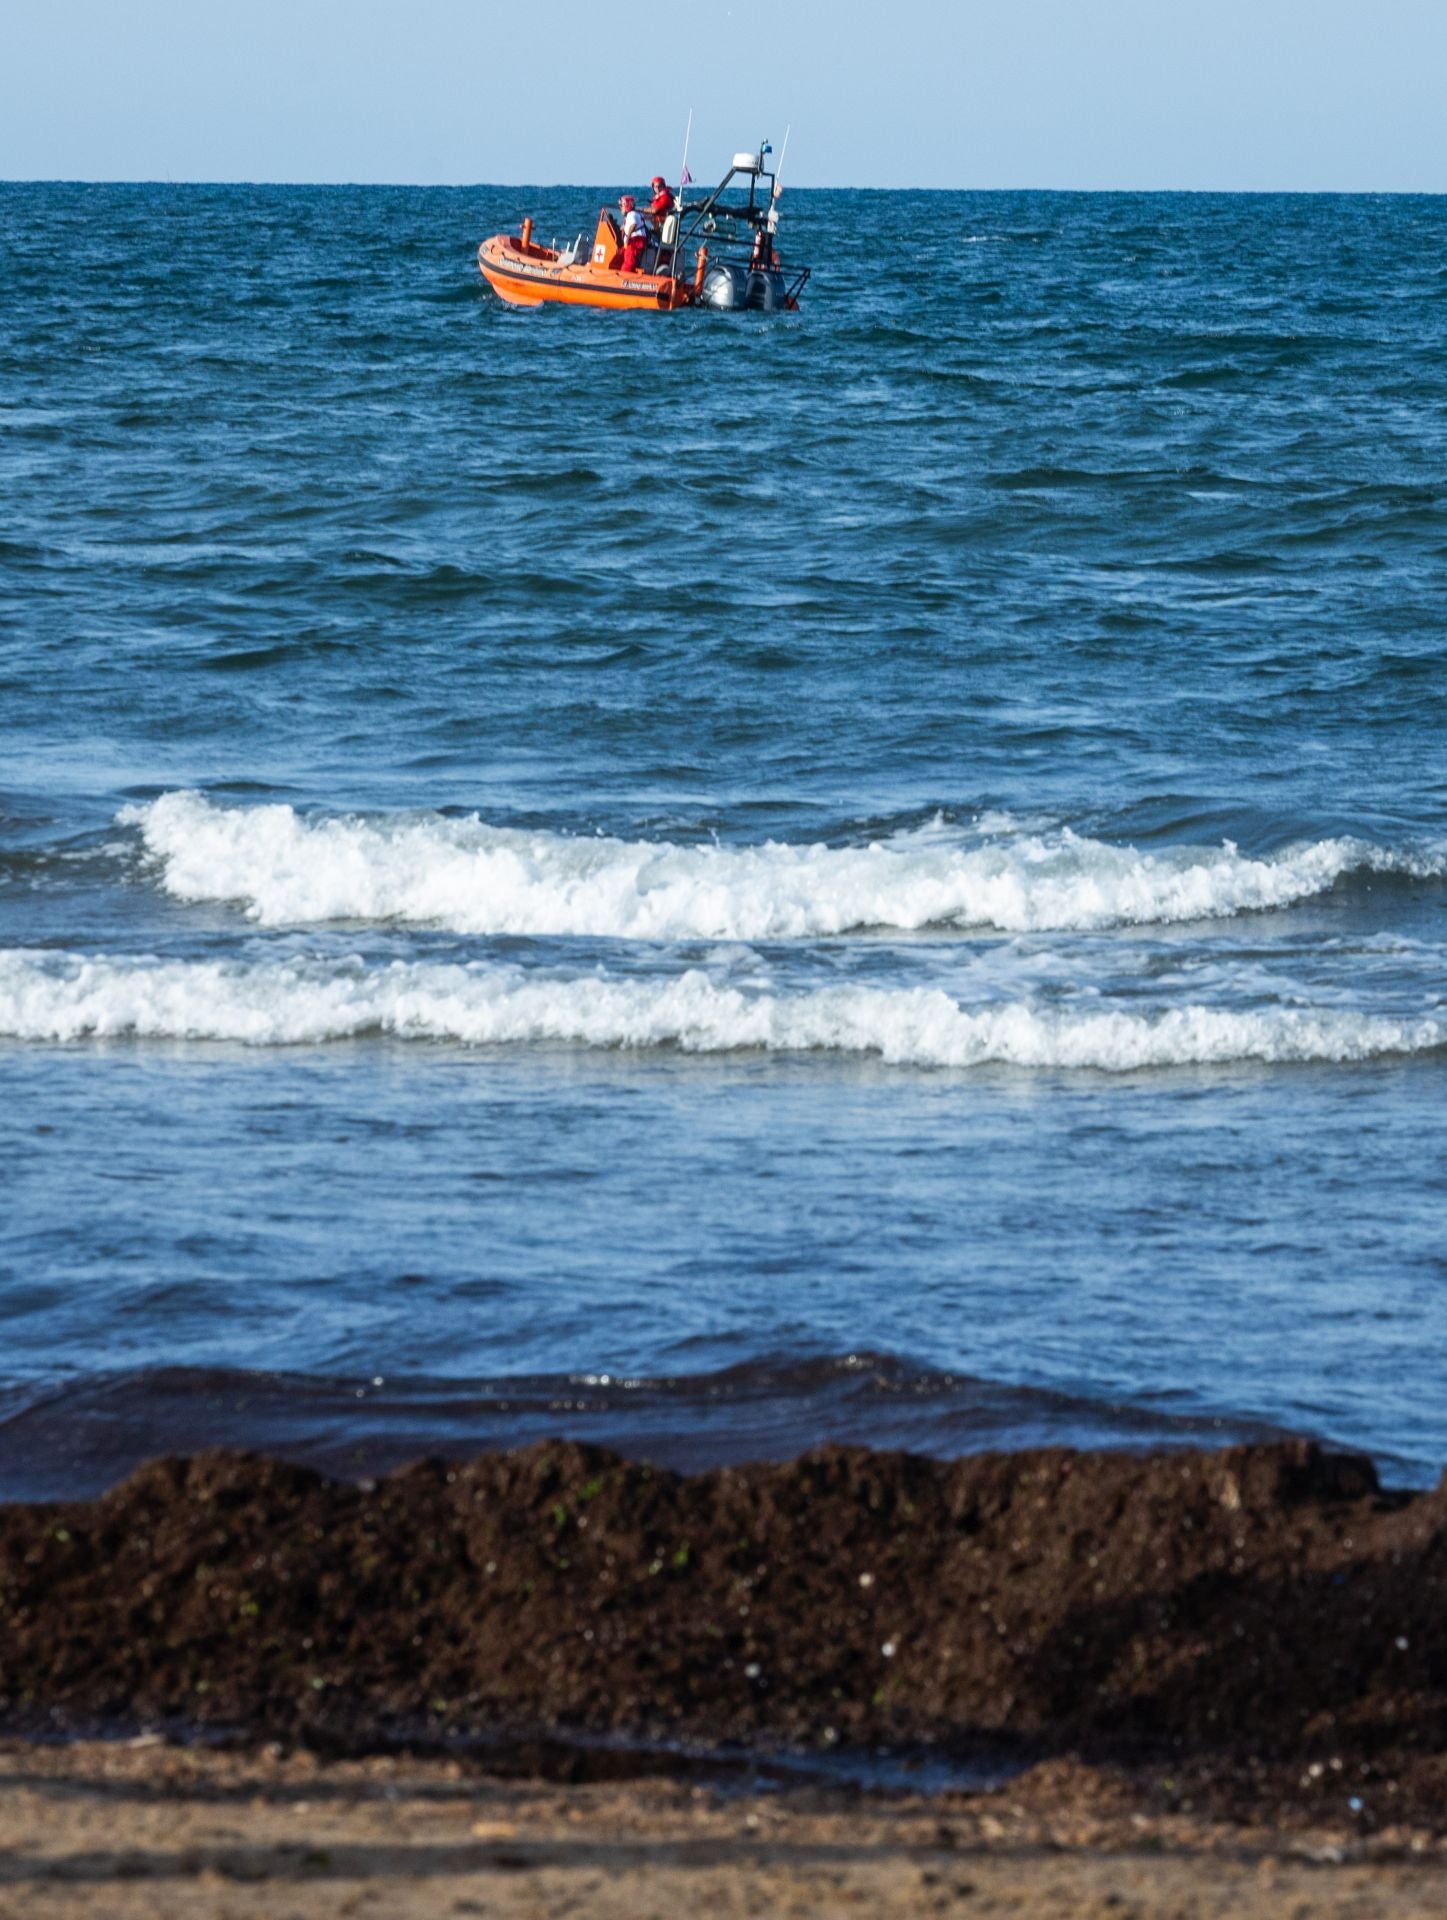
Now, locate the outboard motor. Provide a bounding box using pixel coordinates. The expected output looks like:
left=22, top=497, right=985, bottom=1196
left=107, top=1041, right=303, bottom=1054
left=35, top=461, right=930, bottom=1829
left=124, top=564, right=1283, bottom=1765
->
left=746, top=268, right=787, bottom=312
left=702, top=261, right=749, bottom=311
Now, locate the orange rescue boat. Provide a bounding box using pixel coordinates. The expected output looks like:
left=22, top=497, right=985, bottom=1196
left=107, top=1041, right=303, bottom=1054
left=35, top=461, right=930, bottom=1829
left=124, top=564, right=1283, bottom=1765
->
left=478, top=147, right=811, bottom=316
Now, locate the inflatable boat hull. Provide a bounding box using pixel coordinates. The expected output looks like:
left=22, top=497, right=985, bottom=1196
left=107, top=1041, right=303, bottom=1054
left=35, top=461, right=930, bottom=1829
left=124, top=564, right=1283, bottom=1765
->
left=478, top=235, right=692, bottom=312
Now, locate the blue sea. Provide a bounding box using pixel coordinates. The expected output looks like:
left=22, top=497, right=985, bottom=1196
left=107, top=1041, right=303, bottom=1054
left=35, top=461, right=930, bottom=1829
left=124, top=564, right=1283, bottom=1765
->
left=1, top=183, right=1444, bottom=1500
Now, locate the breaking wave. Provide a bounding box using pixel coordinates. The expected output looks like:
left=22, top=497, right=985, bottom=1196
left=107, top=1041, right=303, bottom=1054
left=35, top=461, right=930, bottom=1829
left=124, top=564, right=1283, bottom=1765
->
left=2, top=950, right=1442, bottom=1070
left=119, top=792, right=1446, bottom=940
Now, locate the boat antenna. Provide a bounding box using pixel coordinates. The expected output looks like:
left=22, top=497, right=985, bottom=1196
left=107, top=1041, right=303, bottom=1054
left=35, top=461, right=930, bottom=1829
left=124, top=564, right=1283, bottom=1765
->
left=669, top=106, right=693, bottom=304
left=765, top=125, right=791, bottom=239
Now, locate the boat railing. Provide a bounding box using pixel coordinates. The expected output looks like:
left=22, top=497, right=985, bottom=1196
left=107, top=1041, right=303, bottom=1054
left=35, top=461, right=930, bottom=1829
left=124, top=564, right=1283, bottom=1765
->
left=665, top=159, right=807, bottom=304
left=783, top=265, right=812, bottom=307
left=675, top=164, right=777, bottom=259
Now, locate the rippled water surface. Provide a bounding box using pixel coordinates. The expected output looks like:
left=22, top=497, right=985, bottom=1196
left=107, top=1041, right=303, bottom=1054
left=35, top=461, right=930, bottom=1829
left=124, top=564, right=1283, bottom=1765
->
left=2, top=184, right=1444, bottom=1496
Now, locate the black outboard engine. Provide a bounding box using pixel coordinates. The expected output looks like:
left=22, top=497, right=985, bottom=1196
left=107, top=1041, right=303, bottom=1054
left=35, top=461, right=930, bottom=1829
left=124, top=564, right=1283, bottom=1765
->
left=745, top=268, right=786, bottom=311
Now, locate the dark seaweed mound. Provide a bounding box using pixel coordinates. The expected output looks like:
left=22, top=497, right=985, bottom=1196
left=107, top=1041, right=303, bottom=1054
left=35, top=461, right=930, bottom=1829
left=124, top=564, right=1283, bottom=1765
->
left=4, top=1442, right=1446, bottom=1816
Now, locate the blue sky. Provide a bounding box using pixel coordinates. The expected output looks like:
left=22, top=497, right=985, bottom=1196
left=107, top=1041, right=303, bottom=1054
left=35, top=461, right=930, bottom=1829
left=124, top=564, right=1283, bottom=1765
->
left=3, top=0, right=1445, bottom=189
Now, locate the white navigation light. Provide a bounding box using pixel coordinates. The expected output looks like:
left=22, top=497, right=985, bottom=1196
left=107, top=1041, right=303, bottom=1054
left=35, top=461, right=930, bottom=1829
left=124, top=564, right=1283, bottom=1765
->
left=733, top=151, right=761, bottom=172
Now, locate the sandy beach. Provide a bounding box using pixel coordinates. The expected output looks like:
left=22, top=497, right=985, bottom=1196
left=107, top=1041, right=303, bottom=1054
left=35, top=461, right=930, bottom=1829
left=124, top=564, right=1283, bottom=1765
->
left=3, top=1737, right=1446, bottom=1919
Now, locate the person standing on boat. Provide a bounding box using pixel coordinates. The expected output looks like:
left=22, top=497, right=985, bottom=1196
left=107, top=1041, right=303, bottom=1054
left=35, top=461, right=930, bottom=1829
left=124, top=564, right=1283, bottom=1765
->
left=647, top=175, right=677, bottom=269
left=649, top=176, right=675, bottom=226
left=618, top=195, right=648, bottom=272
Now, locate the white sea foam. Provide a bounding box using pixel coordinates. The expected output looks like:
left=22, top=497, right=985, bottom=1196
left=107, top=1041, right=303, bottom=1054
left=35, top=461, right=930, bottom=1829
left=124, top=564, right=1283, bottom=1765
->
left=118, top=793, right=1445, bottom=942
left=3, top=950, right=1441, bottom=1070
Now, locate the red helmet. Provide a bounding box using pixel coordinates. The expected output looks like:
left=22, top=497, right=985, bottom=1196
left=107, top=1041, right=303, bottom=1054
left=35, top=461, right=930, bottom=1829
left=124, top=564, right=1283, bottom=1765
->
left=651, top=176, right=666, bottom=188
left=620, top=194, right=635, bottom=210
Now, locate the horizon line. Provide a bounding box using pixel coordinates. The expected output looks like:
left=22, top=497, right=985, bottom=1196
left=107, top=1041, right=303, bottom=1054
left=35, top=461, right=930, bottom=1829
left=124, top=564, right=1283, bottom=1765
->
left=3, top=176, right=1446, bottom=198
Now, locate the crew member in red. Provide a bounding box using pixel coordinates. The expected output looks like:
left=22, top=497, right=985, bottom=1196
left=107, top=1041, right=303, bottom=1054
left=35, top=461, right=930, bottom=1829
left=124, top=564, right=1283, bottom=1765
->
left=618, top=195, right=648, bottom=272
left=649, top=175, right=676, bottom=224
left=647, top=176, right=677, bottom=268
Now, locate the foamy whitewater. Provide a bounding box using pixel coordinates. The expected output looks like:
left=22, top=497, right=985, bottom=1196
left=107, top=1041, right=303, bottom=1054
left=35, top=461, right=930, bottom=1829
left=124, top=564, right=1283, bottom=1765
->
left=5, top=948, right=1443, bottom=1068
left=123, top=791, right=1446, bottom=941
left=4, top=182, right=1446, bottom=1496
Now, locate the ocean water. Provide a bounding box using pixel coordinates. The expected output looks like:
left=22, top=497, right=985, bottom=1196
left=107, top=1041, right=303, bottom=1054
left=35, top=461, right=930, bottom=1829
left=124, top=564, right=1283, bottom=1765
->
left=1, top=182, right=1444, bottom=1499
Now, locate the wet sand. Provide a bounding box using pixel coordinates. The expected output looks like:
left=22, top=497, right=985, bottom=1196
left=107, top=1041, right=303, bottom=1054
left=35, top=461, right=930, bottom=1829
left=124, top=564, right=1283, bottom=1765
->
left=2, top=1738, right=1446, bottom=1919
